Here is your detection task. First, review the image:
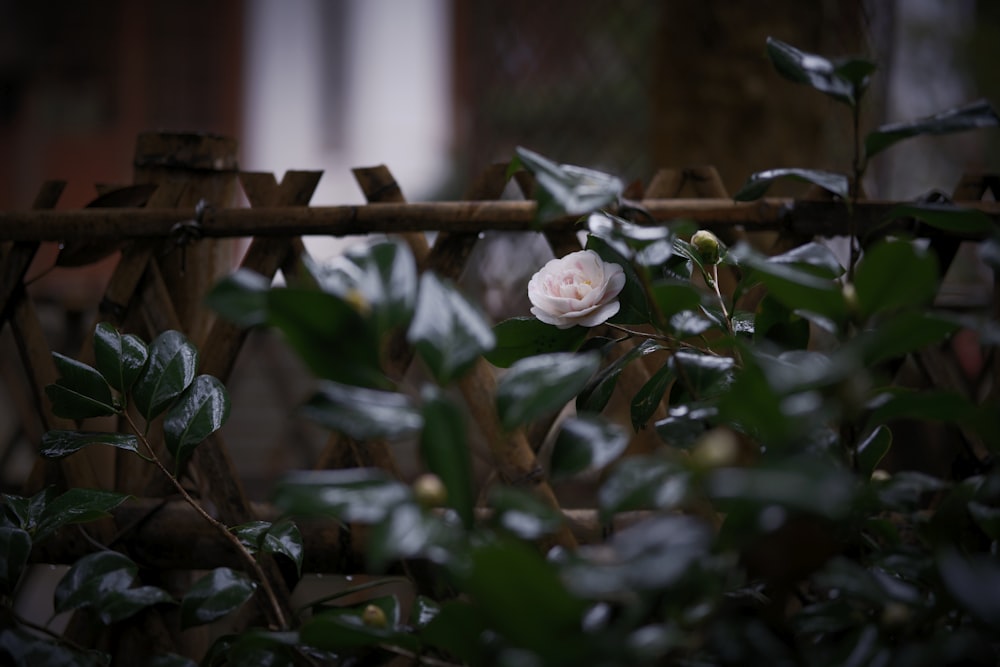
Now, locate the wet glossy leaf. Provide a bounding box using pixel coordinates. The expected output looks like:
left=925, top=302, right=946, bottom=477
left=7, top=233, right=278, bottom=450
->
left=732, top=243, right=848, bottom=323
left=669, top=350, right=735, bottom=403
left=367, top=502, right=448, bottom=570
left=585, top=235, right=652, bottom=325
left=489, top=487, right=566, bottom=540
left=854, top=240, right=938, bottom=319
left=630, top=362, right=676, bottom=431
left=267, top=287, right=384, bottom=388
left=496, top=352, right=600, bottom=430
left=2, top=488, right=52, bottom=533
left=485, top=317, right=589, bottom=368
left=163, top=375, right=230, bottom=472
left=205, top=269, right=271, bottom=327
left=34, top=489, right=130, bottom=541
left=412, top=595, right=440, bottom=628
left=45, top=353, right=117, bottom=419
left=232, top=520, right=304, bottom=576
left=420, top=386, right=475, bottom=528
left=887, top=203, right=995, bottom=234
left=93, top=323, right=148, bottom=394
left=273, top=469, right=411, bottom=523
left=180, top=567, right=257, bottom=629
left=578, top=340, right=664, bottom=414
left=515, top=146, right=623, bottom=220
left=769, top=242, right=846, bottom=278
left=40, top=430, right=140, bottom=459
left=734, top=168, right=849, bottom=201
left=654, top=403, right=717, bottom=450
left=599, top=456, right=690, bottom=520
left=856, top=425, right=892, bottom=477
left=299, top=598, right=419, bottom=652
left=873, top=471, right=947, bottom=511
left=649, top=281, right=703, bottom=321
left=865, top=99, right=1000, bottom=159
left=587, top=212, right=676, bottom=266
left=766, top=37, right=858, bottom=105
left=132, top=330, right=198, bottom=421
left=408, top=273, right=495, bottom=384
left=54, top=551, right=136, bottom=614
left=0, top=526, right=30, bottom=594
left=550, top=415, right=629, bottom=480
left=343, top=238, right=417, bottom=338
left=301, top=380, right=423, bottom=440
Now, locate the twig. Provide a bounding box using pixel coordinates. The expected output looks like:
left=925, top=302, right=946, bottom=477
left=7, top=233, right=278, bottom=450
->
left=122, top=412, right=289, bottom=630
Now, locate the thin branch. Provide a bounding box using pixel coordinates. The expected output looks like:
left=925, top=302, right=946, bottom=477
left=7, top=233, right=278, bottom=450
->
left=122, top=412, right=289, bottom=630
left=8, top=607, right=90, bottom=655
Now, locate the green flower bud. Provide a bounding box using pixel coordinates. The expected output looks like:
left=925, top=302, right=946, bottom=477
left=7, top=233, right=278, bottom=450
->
left=412, top=473, right=447, bottom=508
left=691, top=428, right=740, bottom=469
left=362, top=603, right=388, bottom=628
left=691, top=230, right=722, bottom=265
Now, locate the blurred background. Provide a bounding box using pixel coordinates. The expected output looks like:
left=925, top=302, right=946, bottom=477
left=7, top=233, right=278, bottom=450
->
left=1, top=0, right=998, bottom=495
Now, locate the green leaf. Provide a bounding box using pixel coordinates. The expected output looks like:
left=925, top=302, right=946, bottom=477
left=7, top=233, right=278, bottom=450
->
left=412, top=595, right=440, bottom=628
left=205, top=269, right=271, bottom=327
left=301, top=381, right=423, bottom=440
left=420, top=386, right=475, bottom=528
left=887, top=203, right=995, bottom=235
left=769, top=242, right=846, bottom=278
left=262, top=520, right=304, bottom=577
left=865, top=99, right=1000, bottom=160
left=180, top=567, right=257, bottom=629
left=485, top=317, right=588, bottom=368
left=732, top=243, right=848, bottom=323
left=587, top=212, right=677, bottom=267
left=0, top=526, right=30, bottom=594
left=45, top=353, right=117, bottom=419
left=853, top=311, right=958, bottom=366
left=734, top=168, right=849, bottom=201
left=92, top=323, right=148, bottom=394
left=648, top=281, right=703, bottom=321
left=496, top=352, right=601, bottom=431
left=267, top=287, right=384, bottom=388
left=39, top=431, right=140, bottom=459
left=34, top=489, right=130, bottom=541
left=853, top=240, right=938, bottom=319
left=0, top=626, right=111, bottom=667
left=598, top=456, right=689, bottom=520
left=766, top=37, right=858, bottom=105
left=163, top=375, right=230, bottom=472
left=488, top=487, right=566, bottom=540
left=630, top=362, right=676, bottom=431
left=585, top=235, right=652, bottom=325
left=856, top=425, right=892, bottom=478
left=299, top=599, right=419, bottom=652
left=866, top=388, right=977, bottom=425
left=343, top=239, right=417, bottom=338
left=669, top=350, right=736, bottom=403
left=577, top=339, right=665, bottom=413
left=367, top=502, right=450, bottom=570
left=938, top=548, right=1000, bottom=628
left=514, top=146, right=623, bottom=220
left=420, top=601, right=490, bottom=665
left=754, top=294, right=811, bottom=349
left=549, top=415, right=629, bottom=480
left=2, top=488, right=52, bottom=533
left=408, top=273, right=495, bottom=384
left=273, top=469, right=411, bottom=523
left=654, top=403, right=716, bottom=450
left=132, top=330, right=198, bottom=421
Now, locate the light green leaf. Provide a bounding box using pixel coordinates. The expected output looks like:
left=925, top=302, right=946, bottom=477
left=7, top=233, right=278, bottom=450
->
left=301, top=381, right=423, bottom=441
left=45, top=353, right=117, bottom=419
left=163, top=375, right=230, bottom=472
left=180, top=567, right=257, bottom=629
left=408, top=273, right=495, bottom=384
left=132, top=330, right=198, bottom=421
left=496, top=352, right=601, bottom=430
left=93, top=322, right=148, bottom=394
left=40, top=430, right=140, bottom=459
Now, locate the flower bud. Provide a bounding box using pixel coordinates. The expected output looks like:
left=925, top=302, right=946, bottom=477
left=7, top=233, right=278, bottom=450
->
left=691, top=428, right=740, bottom=469
left=690, top=230, right=722, bottom=265
left=870, top=469, right=891, bottom=482
left=361, top=603, right=388, bottom=628
left=412, top=473, right=448, bottom=508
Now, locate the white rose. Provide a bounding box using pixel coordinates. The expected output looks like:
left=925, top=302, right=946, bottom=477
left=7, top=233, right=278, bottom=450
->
left=527, top=250, right=626, bottom=329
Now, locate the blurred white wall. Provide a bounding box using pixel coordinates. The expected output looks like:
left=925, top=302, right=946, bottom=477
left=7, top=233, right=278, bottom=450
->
left=242, top=0, right=452, bottom=258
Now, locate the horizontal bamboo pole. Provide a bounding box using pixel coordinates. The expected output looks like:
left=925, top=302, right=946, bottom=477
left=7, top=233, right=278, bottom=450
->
left=2, top=199, right=998, bottom=243
left=30, top=499, right=650, bottom=572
